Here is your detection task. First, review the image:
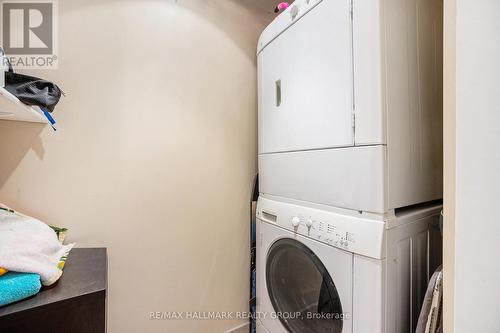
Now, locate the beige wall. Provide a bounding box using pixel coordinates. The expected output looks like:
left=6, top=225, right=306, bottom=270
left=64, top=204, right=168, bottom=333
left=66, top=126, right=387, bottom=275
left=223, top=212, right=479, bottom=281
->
left=443, top=0, right=455, bottom=331
left=444, top=0, right=500, bottom=332
left=0, top=1, right=272, bottom=332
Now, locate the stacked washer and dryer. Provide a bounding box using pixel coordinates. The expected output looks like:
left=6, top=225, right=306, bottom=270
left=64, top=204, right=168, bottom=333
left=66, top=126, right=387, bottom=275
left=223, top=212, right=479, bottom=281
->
left=255, top=0, right=443, bottom=333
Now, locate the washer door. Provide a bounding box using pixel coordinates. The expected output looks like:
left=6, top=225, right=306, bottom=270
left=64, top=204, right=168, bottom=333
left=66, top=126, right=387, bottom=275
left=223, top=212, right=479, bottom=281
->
left=266, top=238, right=345, bottom=333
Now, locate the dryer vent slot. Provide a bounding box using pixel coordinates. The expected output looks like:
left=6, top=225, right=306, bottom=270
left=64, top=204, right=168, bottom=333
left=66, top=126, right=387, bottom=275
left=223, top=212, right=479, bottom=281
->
left=262, top=211, right=278, bottom=223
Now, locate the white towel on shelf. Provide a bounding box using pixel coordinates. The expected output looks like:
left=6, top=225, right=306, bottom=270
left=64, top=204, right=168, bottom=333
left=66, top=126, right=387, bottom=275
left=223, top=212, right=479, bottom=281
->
left=0, top=210, right=74, bottom=286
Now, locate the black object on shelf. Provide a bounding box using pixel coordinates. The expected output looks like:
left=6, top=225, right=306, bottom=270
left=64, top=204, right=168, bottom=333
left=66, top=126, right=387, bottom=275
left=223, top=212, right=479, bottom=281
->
left=0, top=248, right=107, bottom=333
left=4, top=71, right=63, bottom=113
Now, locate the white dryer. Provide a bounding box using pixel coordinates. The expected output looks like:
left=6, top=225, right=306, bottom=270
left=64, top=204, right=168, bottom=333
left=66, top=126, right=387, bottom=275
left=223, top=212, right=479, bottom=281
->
left=257, top=0, right=443, bottom=213
left=256, top=196, right=442, bottom=333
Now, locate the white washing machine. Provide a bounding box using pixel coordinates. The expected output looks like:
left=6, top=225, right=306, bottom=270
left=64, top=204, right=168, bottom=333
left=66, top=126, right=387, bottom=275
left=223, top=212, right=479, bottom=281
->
left=256, top=196, right=442, bottom=333
left=257, top=0, right=443, bottom=214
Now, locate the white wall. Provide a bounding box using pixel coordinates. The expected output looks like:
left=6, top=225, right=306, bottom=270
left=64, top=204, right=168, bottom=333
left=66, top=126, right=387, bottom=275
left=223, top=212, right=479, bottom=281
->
left=443, top=0, right=455, bottom=331
left=0, top=0, right=272, bottom=332
left=445, top=1, right=500, bottom=332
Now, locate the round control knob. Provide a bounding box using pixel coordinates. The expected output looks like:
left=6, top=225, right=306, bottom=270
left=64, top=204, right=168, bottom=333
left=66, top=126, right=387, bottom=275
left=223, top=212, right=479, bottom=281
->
left=291, top=217, right=300, bottom=227
left=290, top=5, right=299, bottom=19
left=306, top=218, right=313, bottom=228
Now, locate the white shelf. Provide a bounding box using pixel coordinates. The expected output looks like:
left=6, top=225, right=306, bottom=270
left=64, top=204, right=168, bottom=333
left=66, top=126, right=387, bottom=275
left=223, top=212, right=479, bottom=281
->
left=0, top=86, right=47, bottom=123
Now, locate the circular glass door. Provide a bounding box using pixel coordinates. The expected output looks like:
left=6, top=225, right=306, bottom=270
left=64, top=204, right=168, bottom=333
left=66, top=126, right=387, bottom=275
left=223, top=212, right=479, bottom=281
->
left=266, top=238, right=344, bottom=333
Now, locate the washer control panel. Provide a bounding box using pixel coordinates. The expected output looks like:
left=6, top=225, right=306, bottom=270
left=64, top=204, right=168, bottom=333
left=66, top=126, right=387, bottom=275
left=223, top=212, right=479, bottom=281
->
left=257, top=197, right=385, bottom=259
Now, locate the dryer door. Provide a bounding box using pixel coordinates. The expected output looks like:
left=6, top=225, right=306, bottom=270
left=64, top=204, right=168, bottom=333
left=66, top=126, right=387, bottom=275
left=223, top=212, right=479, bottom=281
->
left=258, top=221, right=353, bottom=333
left=258, top=0, right=354, bottom=154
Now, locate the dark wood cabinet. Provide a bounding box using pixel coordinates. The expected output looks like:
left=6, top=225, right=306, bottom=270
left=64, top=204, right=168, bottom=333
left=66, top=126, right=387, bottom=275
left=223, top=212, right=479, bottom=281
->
left=0, top=248, right=107, bottom=333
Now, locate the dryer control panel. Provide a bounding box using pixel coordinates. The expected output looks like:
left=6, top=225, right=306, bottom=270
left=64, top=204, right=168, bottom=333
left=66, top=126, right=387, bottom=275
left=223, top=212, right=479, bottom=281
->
left=257, top=196, right=386, bottom=259
left=257, top=0, right=324, bottom=54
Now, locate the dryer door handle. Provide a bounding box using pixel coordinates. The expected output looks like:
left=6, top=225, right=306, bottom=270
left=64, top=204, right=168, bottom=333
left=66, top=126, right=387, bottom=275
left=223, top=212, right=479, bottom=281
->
left=275, top=79, right=282, bottom=107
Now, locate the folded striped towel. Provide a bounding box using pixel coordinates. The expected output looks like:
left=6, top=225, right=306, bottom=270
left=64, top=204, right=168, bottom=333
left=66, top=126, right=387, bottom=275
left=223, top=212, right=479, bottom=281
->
left=0, top=272, right=41, bottom=307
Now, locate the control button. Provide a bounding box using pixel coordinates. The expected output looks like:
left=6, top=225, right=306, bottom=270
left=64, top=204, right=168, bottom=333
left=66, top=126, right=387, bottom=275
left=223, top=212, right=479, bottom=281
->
left=306, top=218, right=313, bottom=228
left=291, top=217, right=300, bottom=227
left=290, top=5, right=299, bottom=19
